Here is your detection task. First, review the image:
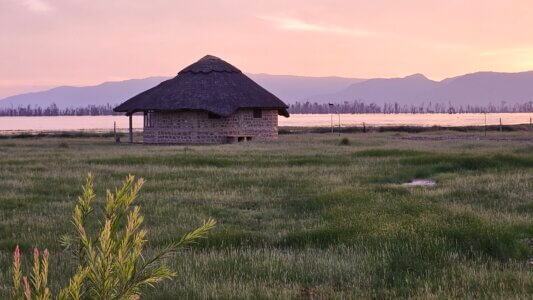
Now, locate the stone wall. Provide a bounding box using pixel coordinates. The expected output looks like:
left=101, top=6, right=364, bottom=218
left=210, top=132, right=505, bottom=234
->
left=143, top=109, right=279, bottom=144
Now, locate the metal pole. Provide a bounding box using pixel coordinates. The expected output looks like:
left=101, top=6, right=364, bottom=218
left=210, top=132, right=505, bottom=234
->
left=329, top=103, right=334, bottom=134
left=114, top=121, right=117, bottom=142
left=331, top=113, right=333, bottom=134
left=129, top=114, right=133, bottom=143
left=338, top=112, right=341, bottom=136
left=484, top=113, right=487, bottom=136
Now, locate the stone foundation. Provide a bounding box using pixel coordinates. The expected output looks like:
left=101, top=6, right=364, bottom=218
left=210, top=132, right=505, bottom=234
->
left=143, top=109, right=279, bottom=144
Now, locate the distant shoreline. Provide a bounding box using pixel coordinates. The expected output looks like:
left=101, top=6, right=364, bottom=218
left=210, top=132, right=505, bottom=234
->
left=1, top=123, right=532, bottom=139
left=1, top=113, right=532, bottom=133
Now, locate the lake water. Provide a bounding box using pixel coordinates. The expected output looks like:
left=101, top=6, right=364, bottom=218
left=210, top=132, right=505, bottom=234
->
left=0, top=113, right=532, bottom=134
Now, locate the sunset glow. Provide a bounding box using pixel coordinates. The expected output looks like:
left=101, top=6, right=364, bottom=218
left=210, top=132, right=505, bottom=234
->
left=1, top=0, right=533, bottom=98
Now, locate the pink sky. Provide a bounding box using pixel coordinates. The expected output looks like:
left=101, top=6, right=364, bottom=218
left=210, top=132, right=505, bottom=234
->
left=1, top=0, right=533, bottom=98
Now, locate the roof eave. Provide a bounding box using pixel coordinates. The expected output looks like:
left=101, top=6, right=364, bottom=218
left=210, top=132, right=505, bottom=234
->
left=113, top=106, right=289, bottom=118
left=279, top=108, right=290, bottom=118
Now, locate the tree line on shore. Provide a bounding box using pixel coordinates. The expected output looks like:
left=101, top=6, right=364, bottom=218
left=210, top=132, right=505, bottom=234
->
left=288, top=100, right=533, bottom=114
left=0, top=103, right=120, bottom=116
left=1, top=100, right=533, bottom=116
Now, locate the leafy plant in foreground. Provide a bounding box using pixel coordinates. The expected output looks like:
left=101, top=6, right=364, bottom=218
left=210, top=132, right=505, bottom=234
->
left=11, top=173, right=215, bottom=299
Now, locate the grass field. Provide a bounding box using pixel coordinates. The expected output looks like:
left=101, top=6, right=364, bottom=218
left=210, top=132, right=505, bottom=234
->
left=0, top=131, right=532, bottom=299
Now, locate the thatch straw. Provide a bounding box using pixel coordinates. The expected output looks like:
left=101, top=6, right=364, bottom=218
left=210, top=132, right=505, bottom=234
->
left=114, top=55, right=289, bottom=117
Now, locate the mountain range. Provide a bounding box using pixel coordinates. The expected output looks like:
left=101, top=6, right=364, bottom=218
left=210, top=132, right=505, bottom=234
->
left=1, top=71, right=532, bottom=109
left=312, top=71, right=533, bottom=106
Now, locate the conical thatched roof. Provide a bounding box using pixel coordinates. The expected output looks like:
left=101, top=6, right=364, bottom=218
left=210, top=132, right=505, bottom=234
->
left=114, top=55, right=289, bottom=117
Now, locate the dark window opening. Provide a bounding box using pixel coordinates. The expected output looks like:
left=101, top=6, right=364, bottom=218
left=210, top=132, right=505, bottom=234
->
left=208, top=112, right=221, bottom=119
left=238, top=137, right=245, bottom=142
left=144, top=111, right=154, bottom=128
left=253, top=109, right=262, bottom=119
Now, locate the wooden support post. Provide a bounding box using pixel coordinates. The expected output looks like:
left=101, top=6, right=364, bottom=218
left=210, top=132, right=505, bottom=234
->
left=128, top=114, right=133, bottom=143
left=499, top=117, right=502, bottom=133
left=114, top=121, right=117, bottom=143
left=363, top=122, right=366, bottom=133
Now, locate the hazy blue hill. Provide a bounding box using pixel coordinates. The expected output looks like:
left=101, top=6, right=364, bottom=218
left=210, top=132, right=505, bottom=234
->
left=420, top=71, right=533, bottom=106
left=0, top=74, right=362, bottom=109
left=248, top=73, right=363, bottom=102
left=310, top=71, right=533, bottom=106
left=310, top=74, right=439, bottom=105
left=0, top=77, right=170, bottom=109
left=1, top=71, right=532, bottom=109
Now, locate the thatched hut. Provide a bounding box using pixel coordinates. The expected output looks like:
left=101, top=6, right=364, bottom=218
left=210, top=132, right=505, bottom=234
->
left=114, top=55, right=289, bottom=144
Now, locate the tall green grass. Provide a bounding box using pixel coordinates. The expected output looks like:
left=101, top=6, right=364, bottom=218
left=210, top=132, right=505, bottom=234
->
left=0, top=132, right=532, bottom=298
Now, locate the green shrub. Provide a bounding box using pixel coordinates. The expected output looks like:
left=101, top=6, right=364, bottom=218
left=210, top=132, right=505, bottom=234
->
left=10, top=173, right=215, bottom=300
left=339, top=138, right=350, bottom=146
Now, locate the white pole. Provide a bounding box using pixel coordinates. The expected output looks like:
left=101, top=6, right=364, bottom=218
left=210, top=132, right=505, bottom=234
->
left=331, top=113, right=333, bottom=134
left=338, top=112, right=341, bottom=136
left=329, top=103, right=334, bottom=134
left=484, top=113, right=487, bottom=136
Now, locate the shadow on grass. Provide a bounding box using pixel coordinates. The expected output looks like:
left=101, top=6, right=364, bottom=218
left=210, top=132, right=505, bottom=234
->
left=196, top=229, right=269, bottom=248
left=372, top=153, right=533, bottom=183
left=87, top=153, right=353, bottom=168
left=353, top=149, right=428, bottom=158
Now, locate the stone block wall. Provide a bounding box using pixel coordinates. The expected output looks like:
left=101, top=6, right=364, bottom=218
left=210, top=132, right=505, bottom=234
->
left=143, top=109, right=279, bottom=144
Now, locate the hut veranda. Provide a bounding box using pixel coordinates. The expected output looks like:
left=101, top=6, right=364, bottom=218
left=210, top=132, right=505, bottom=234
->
left=114, top=55, right=289, bottom=144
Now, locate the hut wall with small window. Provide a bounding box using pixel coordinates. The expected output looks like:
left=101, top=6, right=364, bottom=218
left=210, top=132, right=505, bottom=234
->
left=143, top=109, right=278, bottom=144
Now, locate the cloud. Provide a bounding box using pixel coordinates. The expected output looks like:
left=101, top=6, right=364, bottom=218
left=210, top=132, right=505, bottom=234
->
left=23, top=0, right=54, bottom=13
left=480, top=47, right=533, bottom=56
left=260, top=16, right=480, bottom=53
left=260, top=16, right=377, bottom=37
